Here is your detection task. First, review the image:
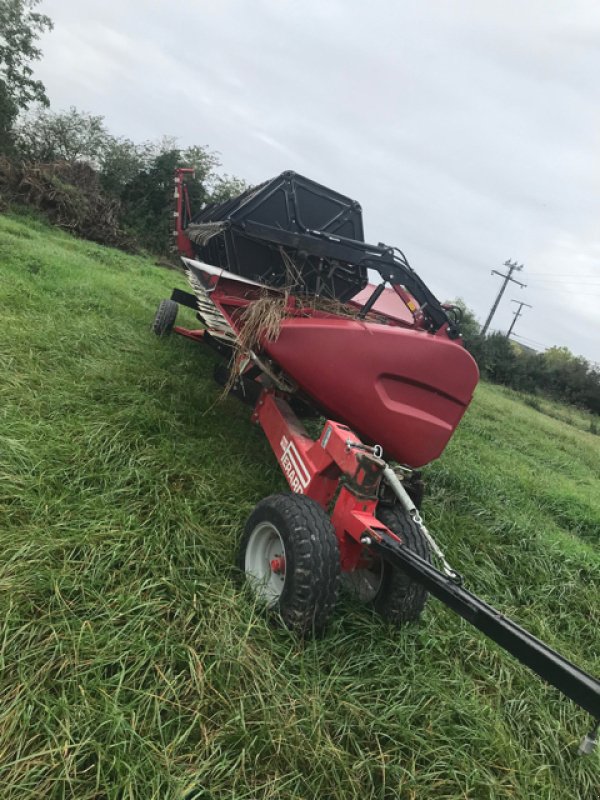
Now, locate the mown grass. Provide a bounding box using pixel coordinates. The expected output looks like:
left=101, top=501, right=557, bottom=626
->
left=0, top=210, right=598, bottom=799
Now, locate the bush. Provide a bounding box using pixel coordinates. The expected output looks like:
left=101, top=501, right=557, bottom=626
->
left=452, top=300, right=600, bottom=417
left=0, top=157, right=132, bottom=248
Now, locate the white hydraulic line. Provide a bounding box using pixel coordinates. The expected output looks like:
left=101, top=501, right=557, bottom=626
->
left=381, top=464, right=461, bottom=582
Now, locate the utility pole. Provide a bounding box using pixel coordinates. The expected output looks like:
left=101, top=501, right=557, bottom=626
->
left=506, top=299, right=532, bottom=339
left=481, top=259, right=526, bottom=336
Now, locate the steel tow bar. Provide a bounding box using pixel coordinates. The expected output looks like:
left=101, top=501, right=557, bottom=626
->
left=360, top=530, right=600, bottom=748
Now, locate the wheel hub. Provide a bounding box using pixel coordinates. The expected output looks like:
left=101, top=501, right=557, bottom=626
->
left=245, top=521, right=287, bottom=606
left=270, top=556, right=286, bottom=574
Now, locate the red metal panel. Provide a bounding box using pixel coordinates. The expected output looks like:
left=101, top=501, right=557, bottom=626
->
left=350, top=284, right=415, bottom=325
left=253, top=391, right=399, bottom=572
left=173, top=168, right=196, bottom=258
left=264, top=318, right=479, bottom=468
left=253, top=393, right=339, bottom=507
left=188, top=263, right=478, bottom=468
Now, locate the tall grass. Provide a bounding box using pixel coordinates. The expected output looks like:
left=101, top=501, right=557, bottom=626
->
left=0, top=211, right=598, bottom=799
left=499, top=385, right=599, bottom=437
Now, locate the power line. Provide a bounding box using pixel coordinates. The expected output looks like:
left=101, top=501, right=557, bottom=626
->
left=526, top=272, right=600, bottom=278
left=529, top=286, right=600, bottom=294
left=528, top=278, right=600, bottom=285
left=512, top=332, right=551, bottom=349
left=481, top=259, right=526, bottom=336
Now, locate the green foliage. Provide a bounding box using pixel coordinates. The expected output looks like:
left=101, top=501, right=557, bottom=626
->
left=542, top=346, right=594, bottom=407
left=501, top=386, right=599, bottom=436
left=0, top=213, right=599, bottom=799
left=117, top=144, right=218, bottom=252
left=2, top=113, right=248, bottom=254
left=15, top=105, right=111, bottom=163
left=118, top=147, right=182, bottom=252
left=99, top=136, right=146, bottom=196
left=523, top=394, right=541, bottom=411
left=478, top=331, right=517, bottom=384
left=453, top=299, right=600, bottom=417
left=208, top=172, right=250, bottom=205
left=450, top=296, right=481, bottom=343
left=110, top=140, right=248, bottom=252
left=0, top=0, right=52, bottom=150
left=7, top=103, right=249, bottom=252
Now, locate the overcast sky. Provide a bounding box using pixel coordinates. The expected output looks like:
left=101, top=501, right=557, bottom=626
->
left=35, top=1, right=600, bottom=362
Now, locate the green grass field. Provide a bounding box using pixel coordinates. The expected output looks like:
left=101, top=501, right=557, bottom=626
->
left=1, top=211, right=599, bottom=800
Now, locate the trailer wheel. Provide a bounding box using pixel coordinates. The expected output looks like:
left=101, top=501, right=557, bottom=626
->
left=152, top=299, right=178, bottom=336
left=344, top=506, right=430, bottom=624
left=238, top=493, right=340, bottom=635
left=374, top=506, right=431, bottom=624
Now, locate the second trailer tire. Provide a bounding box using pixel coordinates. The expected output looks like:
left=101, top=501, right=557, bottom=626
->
left=344, top=505, right=431, bottom=625
left=152, top=299, right=178, bottom=336
left=239, top=493, right=340, bottom=636
left=373, top=505, right=431, bottom=624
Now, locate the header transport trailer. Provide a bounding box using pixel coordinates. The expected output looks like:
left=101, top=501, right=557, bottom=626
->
left=153, top=168, right=599, bottom=753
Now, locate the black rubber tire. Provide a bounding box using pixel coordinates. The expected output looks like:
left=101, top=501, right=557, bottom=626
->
left=152, top=299, right=178, bottom=336
left=238, top=493, right=340, bottom=636
left=372, top=505, right=431, bottom=625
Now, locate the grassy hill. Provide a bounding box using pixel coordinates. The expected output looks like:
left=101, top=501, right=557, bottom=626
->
left=0, top=211, right=598, bottom=800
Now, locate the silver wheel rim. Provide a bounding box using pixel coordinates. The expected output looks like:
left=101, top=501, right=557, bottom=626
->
left=245, top=521, right=286, bottom=606
left=343, top=558, right=383, bottom=602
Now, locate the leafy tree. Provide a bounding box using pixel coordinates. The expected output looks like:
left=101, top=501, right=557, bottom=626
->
left=0, top=0, right=52, bottom=151
left=581, top=367, right=600, bottom=415
left=8, top=103, right=248, bottom=252
left=100, top=135, right=180, bottom=196
left=99, top=136, right=146, bottom=196
left=208, top=173, right=250, bottom=205
left=15, top=105, right=111, bottom=163
left=479, top=332, right=517, bottom=384
left=446, top=297, right=487, bottom=366
left=447, top=300, right=600, bottom=416
left=510, top=349, right=544, bottom=393
left=178, top=144, right=220, bottom=212
left=117, top=142, right=240, bottom=252
left=118, top=148, right=182, bottom=251
left=541, top=346, right=591, bottom=405
left=450, top=297, right=481, bottom=342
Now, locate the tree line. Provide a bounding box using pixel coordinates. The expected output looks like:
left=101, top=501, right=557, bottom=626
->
left=453, top=300, right=600, bottom=418
left=0, top=0, right=247, bottom=252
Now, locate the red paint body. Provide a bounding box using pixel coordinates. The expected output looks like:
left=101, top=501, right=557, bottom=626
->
left=163, top=236, right=600, bottom=726
left=350, top=284, right=415, bottom=325
left=173, top=168, right=196, bottom=258
left=181, top=260, right=479, bottom=470
left=173, top=250, right=479, bottom=571
left=253, top=390, right=393, bottom=571
left=265, top=318, right=478, bottom=468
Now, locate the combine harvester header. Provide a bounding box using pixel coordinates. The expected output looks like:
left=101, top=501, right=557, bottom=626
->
left=160, top=168, right=598, bottom=753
